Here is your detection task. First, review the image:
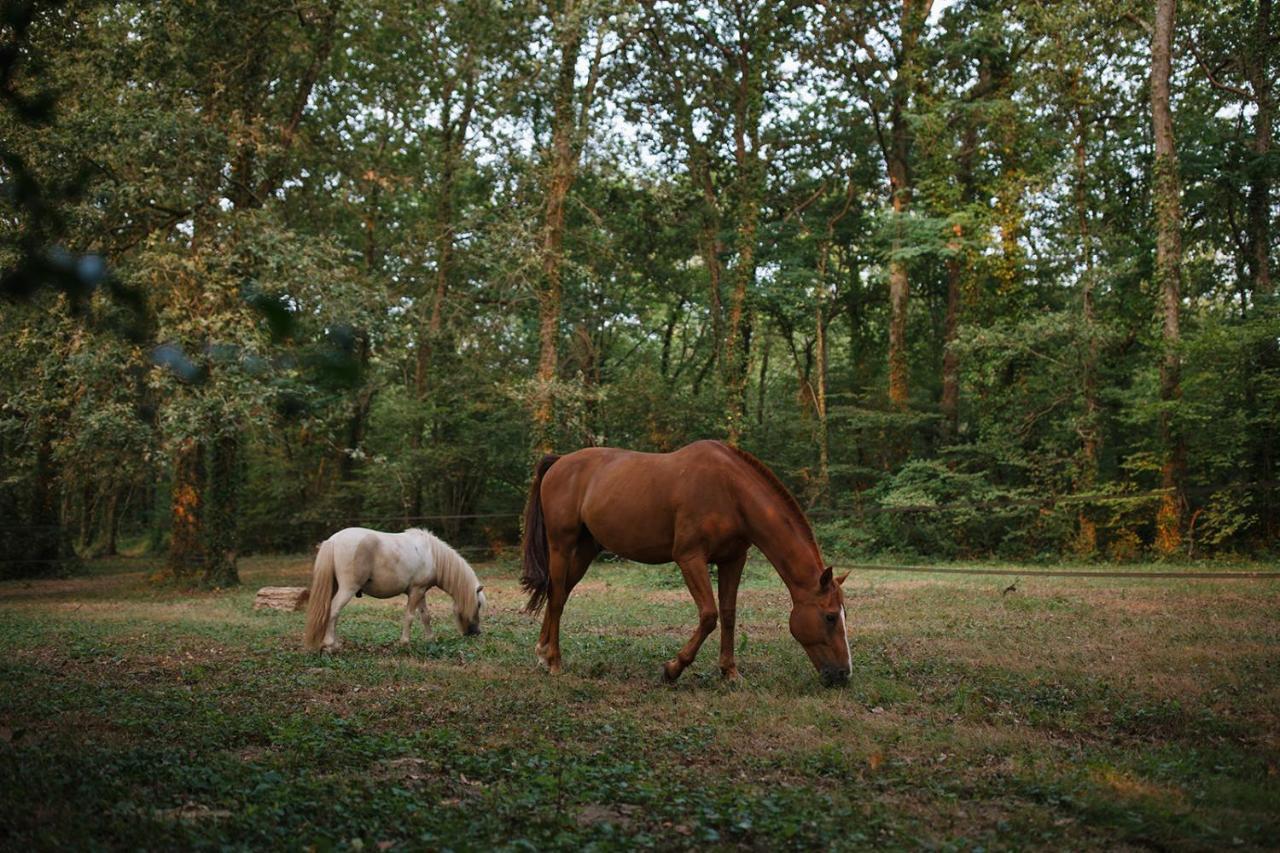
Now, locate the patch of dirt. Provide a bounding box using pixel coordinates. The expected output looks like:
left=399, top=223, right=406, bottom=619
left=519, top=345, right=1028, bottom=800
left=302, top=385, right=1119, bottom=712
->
left=154, top=802, right=234, bottom=822
left=576, top=803, right=641, bottom=830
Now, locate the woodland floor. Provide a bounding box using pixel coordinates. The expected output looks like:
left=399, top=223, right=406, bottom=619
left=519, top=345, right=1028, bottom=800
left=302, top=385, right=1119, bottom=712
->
left=0, top=554, right=1277, bottom=850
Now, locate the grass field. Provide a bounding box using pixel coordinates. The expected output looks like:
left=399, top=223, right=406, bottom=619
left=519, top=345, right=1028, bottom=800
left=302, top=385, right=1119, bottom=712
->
left=1, top=555, right=1277, bottom=850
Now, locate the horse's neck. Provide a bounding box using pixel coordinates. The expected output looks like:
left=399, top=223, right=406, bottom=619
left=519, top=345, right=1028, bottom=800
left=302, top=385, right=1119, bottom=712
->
left=740, top=488, right=823, bottom=596
left=429, top=540, right=469, bottom=599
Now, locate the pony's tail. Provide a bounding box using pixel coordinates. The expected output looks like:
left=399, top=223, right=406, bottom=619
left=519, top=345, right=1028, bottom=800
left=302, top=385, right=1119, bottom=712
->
left=303, top=540, right=337, bottom=650
left=521, top=453, right=560, bottom=614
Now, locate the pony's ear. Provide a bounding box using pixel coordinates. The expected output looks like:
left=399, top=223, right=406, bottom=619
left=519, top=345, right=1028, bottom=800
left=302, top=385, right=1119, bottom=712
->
left=836, top=571, right=849, bottom=587
left=819, top=566, right=834, bottom=590
left=475, top=585, right=484, bottom=595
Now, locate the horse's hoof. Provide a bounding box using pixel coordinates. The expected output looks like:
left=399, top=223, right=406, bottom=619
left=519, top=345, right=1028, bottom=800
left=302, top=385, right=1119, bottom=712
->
left=537, top=656, right=561, bottom=674
left=721, top=667, right=743, bottom=684
left=661, top=660, right=682, bottom=683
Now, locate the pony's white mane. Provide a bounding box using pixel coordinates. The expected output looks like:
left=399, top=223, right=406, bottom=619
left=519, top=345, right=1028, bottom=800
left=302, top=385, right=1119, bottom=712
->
left=411, top=528, right=479, bottom=614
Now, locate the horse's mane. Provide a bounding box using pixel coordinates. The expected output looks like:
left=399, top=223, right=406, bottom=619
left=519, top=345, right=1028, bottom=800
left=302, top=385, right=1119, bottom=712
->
left=411, top=528, right=479, bottom=612
left=719, top=443, right=822, bottom=562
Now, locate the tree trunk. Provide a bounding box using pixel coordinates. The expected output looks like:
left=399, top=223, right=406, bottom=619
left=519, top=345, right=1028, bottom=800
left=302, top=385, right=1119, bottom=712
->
left=723, top=194, right=758, bottom=444
left=203, top=432, right=240, bottom=587
left=1069, top=87, right=1103, bottom=554
left=814, top=299, right=830, bottom=505
left=756, top=323, right=771, bottom=427
left=25, top=427, right=72, bottom=577
left=166, top=437, right=208, bottom=580
left=1247, top=0, right=1273, bottom=296
left=1151, top=0, right=1185, bottom=555
left=534, top=4, right=595, bottom=455
left=885, top=0, right=929, bottom=413
left=101, top=487, right=120, bottom=557
left=941, top=247, right=961, bottom=441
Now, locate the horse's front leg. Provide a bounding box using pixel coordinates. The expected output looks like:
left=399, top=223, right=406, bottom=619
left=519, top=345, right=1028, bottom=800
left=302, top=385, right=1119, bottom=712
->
left=400, top=586, right=426, bottom=645
left=715, top=552, right=747, bottom=682
left=417, top=593, right=431, bottom=636
left=663, top=555, right=717, bottom=683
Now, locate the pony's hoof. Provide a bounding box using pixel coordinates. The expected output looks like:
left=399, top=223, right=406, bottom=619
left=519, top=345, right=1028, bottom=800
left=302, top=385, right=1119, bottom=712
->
left=661, top=660, right=682, bottom=683
left=720, top=667, right=743, bottom=684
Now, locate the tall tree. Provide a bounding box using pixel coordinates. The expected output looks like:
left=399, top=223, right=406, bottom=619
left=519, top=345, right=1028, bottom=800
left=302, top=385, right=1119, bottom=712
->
left=1150, top=0, right=1186, bottom=554
left=820, top=0, right=933, bottom=411
left=532, top=0, right=616, bottom=454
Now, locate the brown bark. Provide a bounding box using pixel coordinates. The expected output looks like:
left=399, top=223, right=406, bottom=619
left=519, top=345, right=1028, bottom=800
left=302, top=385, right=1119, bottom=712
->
left=533, top=1, right=604, bottom=455
left=884, top=0, right=931, bottom=413
left=1247, top=0, right=1273, bottom=296
left=101, top=488, right=120, bottom=557
left=203, top=432, right=239, bottom=587
left=533, top=50, right=578, bottom=454
left=941, top=246, right=962, bottom=440
left=814, top=299, right=830, bottom=504
left=1074, top=95, right=1101, bottom=555
left=756, top=325, right=771, bottom=426
left=1151, top=0, right=1185, bottom=555
left=886, top=133, right=911, bottom=411
left=722, top=44, right=765, bottom=444
left=166, top=438, right=207, bottom=580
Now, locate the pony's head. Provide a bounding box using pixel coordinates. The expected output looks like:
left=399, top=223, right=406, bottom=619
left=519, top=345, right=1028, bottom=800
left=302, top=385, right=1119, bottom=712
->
left=453, top=583, right=485, bottom=636
left=788, top=567, right=851, bottom=686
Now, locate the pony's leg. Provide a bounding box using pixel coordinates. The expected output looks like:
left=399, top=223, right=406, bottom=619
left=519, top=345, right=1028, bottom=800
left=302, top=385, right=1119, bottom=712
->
left=715, top=552, right=747, bottom=681
left=417, top=593, right=431, bottom=635
left=400, top=587, right=427, bottom=645
left=324, top=585, right=358, bottom=651
left=662, top=555, right=717, bottom=683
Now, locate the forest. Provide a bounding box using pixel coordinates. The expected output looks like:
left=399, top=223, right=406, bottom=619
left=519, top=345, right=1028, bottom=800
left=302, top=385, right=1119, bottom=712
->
left=2, top=0, right=1278, bottom=584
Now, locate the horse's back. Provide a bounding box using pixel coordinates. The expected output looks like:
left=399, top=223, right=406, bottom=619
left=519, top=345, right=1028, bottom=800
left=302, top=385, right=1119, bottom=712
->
left=543, top=441, right=746, bottom=563
left=324, top=527, right=424, bottom=596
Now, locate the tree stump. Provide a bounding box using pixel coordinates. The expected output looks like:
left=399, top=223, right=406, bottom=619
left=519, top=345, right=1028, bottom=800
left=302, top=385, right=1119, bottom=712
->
left=253, top=586, right=310, bottom=611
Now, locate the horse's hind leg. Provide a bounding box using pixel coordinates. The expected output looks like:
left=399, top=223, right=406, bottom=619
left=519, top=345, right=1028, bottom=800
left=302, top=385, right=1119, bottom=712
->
left=324, top=585, right=358, bottom=651
left=663, top=555, right=717, bottom=683
left=400, top=586, right=427, bottom=645
left=536, top=541, right=596, bottom=674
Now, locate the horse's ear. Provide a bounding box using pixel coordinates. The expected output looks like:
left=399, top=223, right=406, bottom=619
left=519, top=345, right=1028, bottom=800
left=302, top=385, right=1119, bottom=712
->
left=836, top=571, right=849, bottom=587
left=819, top=566, right=833, bottom=590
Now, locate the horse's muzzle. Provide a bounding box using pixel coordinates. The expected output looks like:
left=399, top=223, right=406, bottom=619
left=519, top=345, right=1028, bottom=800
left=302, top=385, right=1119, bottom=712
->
left=821, top=666, right=851, bottom=687
left=465, top=624, right=481, bottom=637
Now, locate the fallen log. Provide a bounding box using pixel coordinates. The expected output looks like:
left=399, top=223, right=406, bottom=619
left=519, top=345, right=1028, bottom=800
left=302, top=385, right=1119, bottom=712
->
left=253, top=586, right=310, bottom=612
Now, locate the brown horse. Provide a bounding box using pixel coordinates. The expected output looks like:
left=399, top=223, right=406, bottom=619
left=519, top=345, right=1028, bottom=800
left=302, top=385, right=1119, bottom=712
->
left=521, top=440, right=851, bottom=685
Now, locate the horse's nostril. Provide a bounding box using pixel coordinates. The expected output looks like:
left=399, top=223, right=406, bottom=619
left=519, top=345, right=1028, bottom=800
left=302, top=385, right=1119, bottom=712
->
left=821, top=667, right=851, bottom=687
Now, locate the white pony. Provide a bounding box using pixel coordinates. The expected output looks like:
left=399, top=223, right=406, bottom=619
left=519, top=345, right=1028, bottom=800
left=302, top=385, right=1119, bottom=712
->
left=303, top=527, right=486, bottom=652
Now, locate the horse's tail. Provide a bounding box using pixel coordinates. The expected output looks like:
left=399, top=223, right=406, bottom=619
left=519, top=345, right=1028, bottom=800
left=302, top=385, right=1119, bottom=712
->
left=303, top=540, right=337, bottom=650
left=521, top=453, right=560, bottom=614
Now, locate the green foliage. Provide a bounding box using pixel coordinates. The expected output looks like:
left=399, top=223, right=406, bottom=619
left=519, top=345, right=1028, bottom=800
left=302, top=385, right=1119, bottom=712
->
left=2, top=0, right=1278, bottom=575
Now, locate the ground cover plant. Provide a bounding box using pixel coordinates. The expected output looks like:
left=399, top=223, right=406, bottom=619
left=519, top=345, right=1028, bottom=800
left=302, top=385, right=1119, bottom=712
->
left=1, top=555, right=1276, bottom=850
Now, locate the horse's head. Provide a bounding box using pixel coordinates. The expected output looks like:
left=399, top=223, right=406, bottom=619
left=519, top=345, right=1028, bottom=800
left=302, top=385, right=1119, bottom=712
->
left=788, top=567, right=851, bottom=686
left=454, top=584, right=486, bottom=636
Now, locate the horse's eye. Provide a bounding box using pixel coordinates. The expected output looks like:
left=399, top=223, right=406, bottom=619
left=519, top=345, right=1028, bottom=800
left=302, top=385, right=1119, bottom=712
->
left=825, top=613, right=838, bottom=626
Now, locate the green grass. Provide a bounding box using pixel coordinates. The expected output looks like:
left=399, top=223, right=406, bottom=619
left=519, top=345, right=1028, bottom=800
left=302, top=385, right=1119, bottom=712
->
left=1, top=555, right=1277, bottom=850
